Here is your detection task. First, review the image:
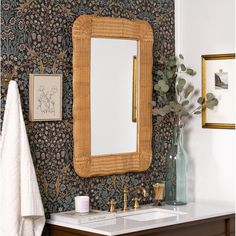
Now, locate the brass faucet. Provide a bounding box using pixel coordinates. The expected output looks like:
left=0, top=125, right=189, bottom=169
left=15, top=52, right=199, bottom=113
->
left=123, top=186, right=148, bottom=211
left=107, top=199, right=116, bottom=212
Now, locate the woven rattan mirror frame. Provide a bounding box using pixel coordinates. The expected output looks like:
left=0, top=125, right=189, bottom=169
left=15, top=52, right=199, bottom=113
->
left=72, top=15, right=153, bottom=177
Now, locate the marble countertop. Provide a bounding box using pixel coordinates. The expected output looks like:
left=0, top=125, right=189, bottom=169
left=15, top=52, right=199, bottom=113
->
left=47, top=201, right=235, bottom=235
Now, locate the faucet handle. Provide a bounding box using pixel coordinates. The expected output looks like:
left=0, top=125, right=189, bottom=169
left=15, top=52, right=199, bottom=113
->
left=107, top=199, right=116, bottom=212
left=123, top=186, right=129, bottom=193
left=132, top=197, right=141, bottom=209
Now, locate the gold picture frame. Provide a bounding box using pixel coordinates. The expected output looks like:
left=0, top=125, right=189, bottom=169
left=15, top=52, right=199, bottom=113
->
left=202, top=54, right=235, bottom=129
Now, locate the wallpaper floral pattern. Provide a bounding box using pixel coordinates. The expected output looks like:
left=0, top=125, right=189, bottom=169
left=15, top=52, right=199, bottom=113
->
left=1, top=0, right=175, bottom=218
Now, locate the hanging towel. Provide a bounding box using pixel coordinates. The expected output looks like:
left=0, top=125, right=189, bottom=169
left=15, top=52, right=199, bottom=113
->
left=0, top=81, right=45, bottom=236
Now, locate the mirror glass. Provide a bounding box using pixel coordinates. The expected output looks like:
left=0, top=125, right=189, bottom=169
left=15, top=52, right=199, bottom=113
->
left=91, top=38, right=137, bottom=155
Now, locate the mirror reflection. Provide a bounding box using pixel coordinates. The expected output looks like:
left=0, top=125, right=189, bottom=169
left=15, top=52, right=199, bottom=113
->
left=91, top=38, right=138, bottom=155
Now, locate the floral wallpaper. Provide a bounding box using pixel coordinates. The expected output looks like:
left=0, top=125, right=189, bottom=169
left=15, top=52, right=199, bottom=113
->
left=1, top=0, right=175, bottom=219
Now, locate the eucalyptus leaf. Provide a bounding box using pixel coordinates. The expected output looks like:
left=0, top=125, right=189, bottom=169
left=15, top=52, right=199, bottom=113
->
left=176, top=85, right=181, bottom=94
left=168, top=60, right=176, bottom=67
left=184, top=84, right=194, bottom=98
left=154, top=84, right=159, bottom=91
left=214, top=98, right=219, bottom=105
left=186, top=68, right=196, bottom=76
left=197, top=97, right=204, bottom=104
left=206, top=102, right=214, bottom=109
left=169, top=101, right=177, bottom=108
left=162, top=105, right=171, bottom=114
left=157, top=70, right=164, bottom=77
left=179, top=54, right=184, bottom=59
left=170, top=102, right=182, bottom=112
left=151, top=101, right=156, bottom=107
left=212, top=98, right=218, bottom=106
left=158, top=80, right=166, bottom=86
left=152, top=108, right=158, bottom=116
left=193, top=90, right=199, bottom=96
left=162, top=75, right=168, bottom=81
left=181, top=64, right=186, bottom=71
left=177, top=78, right=186, bottom=93
left=182, top=100, right=189, bottom=106
left=178, top=78, right=186, bottom=86
left=175, top=103, right=183, bottom=112
left=187, top=104, right=195, bottom=111
left=166, top=71, right=173, bottom=79
left=163, top=69, right=169, bottom=76
left=181, top=111, right=189, bottom=117
left=206, top=93, right=214, bottom=101
left=158, top=80, right=169, bottom=93
left=206, top=98, right=218, bottom=109
left=161, top=84, right=169, bottom=93
left=194, top=111, right=201, bottom=115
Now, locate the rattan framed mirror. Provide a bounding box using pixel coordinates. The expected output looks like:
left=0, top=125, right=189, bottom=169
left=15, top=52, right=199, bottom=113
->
left=72, top=15, right=153, bottom=177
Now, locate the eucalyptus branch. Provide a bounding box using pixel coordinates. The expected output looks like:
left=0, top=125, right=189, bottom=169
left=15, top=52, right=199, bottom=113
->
left=152, top=54, right=218, bottom=125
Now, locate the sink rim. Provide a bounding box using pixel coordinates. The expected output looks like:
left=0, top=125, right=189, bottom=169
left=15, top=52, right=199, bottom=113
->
left=116, top=207, right=187, bottom=218
left=122, top=211, right=178, bottom=222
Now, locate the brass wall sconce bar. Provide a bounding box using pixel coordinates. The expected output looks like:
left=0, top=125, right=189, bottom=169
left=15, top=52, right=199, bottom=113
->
left=132, top=55, right=137, bottom=123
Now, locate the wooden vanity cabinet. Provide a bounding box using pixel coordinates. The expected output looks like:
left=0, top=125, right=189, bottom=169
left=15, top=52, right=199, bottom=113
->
left=47, top=214, right=235, bottom=236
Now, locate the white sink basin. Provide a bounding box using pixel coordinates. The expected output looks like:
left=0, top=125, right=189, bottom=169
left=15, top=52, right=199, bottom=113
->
left=117, top=208, right=187, bottom=222
left=123, top=211, right=177, bottom=221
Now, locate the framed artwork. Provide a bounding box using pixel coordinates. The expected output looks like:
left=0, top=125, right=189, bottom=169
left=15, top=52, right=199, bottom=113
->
left=29, top=74, right=62, bottom=121
left=202, top=54, right=235, bottom=129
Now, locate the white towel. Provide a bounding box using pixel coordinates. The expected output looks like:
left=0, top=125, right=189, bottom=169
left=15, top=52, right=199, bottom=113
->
left=0, top=81, right=45, bottom=236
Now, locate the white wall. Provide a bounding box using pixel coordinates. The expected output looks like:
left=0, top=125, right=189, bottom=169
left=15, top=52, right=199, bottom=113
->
left=175, top=0, right=235, bottom=204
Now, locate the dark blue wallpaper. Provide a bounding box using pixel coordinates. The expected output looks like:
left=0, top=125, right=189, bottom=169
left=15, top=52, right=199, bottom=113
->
left=1, top=0, right=175, bottom=218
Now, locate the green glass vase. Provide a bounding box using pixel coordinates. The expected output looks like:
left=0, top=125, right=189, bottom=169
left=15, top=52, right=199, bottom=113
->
left=165, top=121, right=187, bottom=205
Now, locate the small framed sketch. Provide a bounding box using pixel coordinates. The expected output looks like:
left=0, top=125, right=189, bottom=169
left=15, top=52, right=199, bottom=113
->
left=202, top=54, right=235, bottom=129
left=29, top=74, right=62, bottom=121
